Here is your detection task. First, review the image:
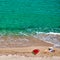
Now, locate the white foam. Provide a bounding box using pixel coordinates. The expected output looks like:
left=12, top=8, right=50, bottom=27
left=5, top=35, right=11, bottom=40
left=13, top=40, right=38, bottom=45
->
left=19, top=32, right=28, bottom=36
left=47, top=32, right=60, bottom=35
left=35, top=32, right=60, bottom=35
left=35, top=32, right=45, bottom=34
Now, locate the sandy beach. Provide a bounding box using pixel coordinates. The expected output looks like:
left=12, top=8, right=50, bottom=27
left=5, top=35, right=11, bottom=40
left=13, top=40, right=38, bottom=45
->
left=0, top=35, right=60, bottom=60
left=0, top=55, right=60, bottom=60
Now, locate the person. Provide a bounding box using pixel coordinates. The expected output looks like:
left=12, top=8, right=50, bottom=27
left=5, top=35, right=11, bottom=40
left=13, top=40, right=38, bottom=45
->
left=48, top=47, right=55, bottom=52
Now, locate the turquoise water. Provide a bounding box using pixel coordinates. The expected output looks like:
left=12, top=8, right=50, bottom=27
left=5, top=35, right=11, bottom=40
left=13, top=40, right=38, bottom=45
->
left=0, top=0, right=60, bottom=35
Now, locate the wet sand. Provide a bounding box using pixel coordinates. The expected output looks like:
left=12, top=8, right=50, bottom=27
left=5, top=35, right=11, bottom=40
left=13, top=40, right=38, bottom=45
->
left=0, top=36, right=53, bottom=47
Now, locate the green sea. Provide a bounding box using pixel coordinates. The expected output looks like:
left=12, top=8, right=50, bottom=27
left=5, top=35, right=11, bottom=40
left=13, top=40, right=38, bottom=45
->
left=0, top=0, right=60, bottom=35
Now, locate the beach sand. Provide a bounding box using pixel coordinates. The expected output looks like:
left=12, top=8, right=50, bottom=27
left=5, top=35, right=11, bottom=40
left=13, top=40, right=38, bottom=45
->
left=0, top=35, right=60, bottom=60
left=0, top=55, right=60, bottom=60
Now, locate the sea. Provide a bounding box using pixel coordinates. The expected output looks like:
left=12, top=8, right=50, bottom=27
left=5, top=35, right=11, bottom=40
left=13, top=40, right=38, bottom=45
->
left=0, top=0, right=60, bottom=46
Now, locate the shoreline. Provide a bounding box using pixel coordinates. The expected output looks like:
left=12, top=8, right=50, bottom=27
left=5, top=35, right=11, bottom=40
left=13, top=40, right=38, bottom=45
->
left=0, top=35, right=53, bottom=48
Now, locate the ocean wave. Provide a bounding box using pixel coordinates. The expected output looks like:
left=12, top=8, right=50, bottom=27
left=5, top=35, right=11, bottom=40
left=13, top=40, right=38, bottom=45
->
left=35, top=32, right=60, bottom=35
left=46, top=32, right=60, bottom=35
